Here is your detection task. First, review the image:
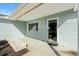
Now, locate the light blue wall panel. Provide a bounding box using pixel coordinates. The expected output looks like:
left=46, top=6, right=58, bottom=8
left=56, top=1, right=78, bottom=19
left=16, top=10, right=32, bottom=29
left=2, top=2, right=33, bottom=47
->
left=0, top=19, right=26, bottom=40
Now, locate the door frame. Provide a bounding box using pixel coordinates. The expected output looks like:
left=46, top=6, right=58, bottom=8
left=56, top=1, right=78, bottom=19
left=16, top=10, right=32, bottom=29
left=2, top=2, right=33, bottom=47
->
left=47, top=17, right=59, bottom=42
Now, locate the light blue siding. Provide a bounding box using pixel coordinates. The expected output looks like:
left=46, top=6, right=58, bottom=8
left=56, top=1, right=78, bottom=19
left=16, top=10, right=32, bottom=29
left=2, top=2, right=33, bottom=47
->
left=26, top=9, right=77, bottom=51
left=26, top=9, right=77, bottom=41
left=0, top=19, right=26, bottom=40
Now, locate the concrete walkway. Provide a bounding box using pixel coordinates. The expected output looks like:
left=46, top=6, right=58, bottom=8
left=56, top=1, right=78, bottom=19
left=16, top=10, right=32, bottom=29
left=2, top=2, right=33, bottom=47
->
left=51, top=45, right=77, bottom=56
left=7, top=37, right=56, bottom=56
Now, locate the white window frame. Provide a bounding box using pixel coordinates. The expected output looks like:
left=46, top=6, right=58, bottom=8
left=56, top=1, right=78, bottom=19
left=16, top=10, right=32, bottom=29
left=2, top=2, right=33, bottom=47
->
left=27, top=21, right=40, bottom=32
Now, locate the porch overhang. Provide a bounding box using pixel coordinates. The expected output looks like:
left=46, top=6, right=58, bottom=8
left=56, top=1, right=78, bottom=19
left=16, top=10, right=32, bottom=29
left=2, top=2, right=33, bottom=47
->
left=10, top=3, right=78, bottom=21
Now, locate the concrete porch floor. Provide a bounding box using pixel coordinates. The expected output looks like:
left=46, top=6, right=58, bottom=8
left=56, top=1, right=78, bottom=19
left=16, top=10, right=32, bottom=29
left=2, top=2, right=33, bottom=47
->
left=6, top=37, right=56, bottom=56
left=6, top=37, right=77, bottom=56
left=52, top=45, right=77, bottom=56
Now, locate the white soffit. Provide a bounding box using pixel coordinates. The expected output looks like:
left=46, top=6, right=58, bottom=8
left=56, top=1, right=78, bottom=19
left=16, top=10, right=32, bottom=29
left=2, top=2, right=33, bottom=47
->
left=10, top=3, right=26, bottom=17
left=17, top=3, right=75, bottom=21
left=10, top=3, right=40, bottom=20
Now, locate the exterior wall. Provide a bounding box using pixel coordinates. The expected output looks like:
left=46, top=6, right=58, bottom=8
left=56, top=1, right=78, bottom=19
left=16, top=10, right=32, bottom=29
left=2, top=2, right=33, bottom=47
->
left=26, top=9, right=77, bottom=51
left=77, top=4, right=79, bottom=56
left=26, top=19, right=47, bottom=42
left=0, top=19, right=26, bottom=40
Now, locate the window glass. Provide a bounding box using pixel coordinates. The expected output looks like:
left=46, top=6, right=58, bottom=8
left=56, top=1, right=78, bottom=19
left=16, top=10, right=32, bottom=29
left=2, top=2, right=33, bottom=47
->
left=36, top=23, right=38, bottom=31
left=28, top=22, right=39, bottom=31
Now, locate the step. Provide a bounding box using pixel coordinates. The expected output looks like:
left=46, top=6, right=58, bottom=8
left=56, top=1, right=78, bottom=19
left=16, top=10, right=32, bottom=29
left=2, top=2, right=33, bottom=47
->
left=0, top=40, right=8, bottom=45
left=0, top=43, right=9, bottom=50
left=48, top=40, right=58, bottom=46
left=0, top=46, right=11, bottom=56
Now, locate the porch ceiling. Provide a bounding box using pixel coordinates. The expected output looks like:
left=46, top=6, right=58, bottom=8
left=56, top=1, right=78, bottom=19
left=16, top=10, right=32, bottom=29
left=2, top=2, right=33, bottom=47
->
left=10, top=3, right=75, bottom=21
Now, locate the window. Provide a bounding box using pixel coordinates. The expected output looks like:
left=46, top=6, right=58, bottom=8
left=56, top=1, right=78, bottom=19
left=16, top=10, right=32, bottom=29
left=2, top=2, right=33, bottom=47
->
left=28, top=22, right=39, bottom=31
left=36, top=23, right=38, bottom=31
left=28, top=23, right=36, bottom=31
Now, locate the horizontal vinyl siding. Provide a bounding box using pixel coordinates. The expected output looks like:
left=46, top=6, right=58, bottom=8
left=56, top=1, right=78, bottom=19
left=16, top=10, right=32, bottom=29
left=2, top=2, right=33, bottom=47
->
left=58, top=18, right=78, bottom=51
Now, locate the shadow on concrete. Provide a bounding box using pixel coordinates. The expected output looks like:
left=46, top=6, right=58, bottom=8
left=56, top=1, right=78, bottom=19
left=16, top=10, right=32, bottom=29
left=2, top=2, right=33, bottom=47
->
left=48, top=44, right=61, bottom=56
